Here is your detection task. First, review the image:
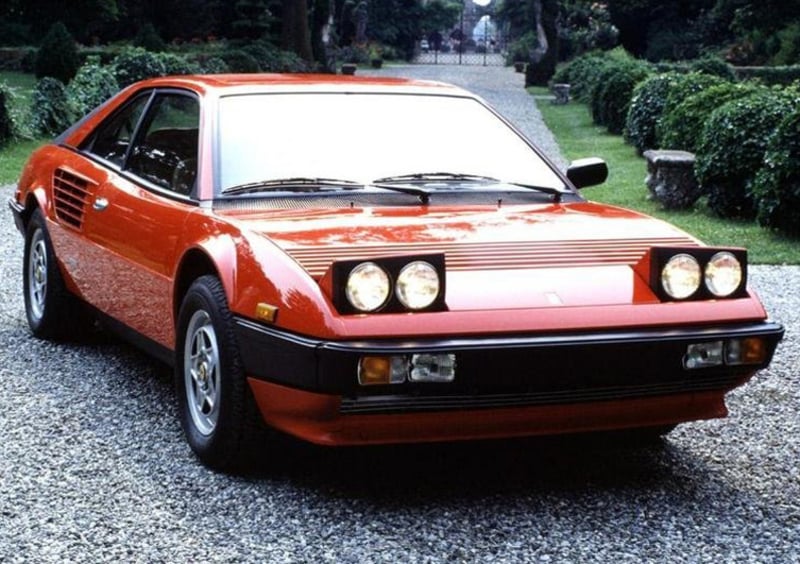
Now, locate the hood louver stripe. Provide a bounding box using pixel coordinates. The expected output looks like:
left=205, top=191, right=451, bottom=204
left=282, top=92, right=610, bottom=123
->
left=285, top=238, right=699, bottom=278
left=53, top=168, right=96, bottom=230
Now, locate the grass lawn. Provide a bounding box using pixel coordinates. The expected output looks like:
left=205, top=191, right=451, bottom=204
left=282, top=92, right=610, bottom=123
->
left=0, top=71, right=49, bottom=185
left=531, top=87, right=799, bottom=265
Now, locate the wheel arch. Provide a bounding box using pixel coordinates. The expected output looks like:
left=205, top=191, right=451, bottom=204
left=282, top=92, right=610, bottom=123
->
left=173, top=246, right=231, bottom=327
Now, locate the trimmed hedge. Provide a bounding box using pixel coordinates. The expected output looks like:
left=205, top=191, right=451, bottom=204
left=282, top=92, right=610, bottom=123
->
left=35, top=22, right=80, bottom=83
left=0, top=83, right=15, bottom=148
left=656, top=72, right=729, bottom=148
left=752, top=106, right=800, bottom=236
left=734, top=65, right=800, bottom=86
left=624, top=72, right=683, bottom=154
left=551, top=51, right=609, bottom=102
left=111, top=47, right=167, bottom=87
left=590, top=59, right=652, bottom=134
left=66, top=57, right=120, bottom=116
left=29, top=77, right=75, bottom=136
left=658, top=81, right=762, bottom=153
left=696, top=90, right=798, bottom=219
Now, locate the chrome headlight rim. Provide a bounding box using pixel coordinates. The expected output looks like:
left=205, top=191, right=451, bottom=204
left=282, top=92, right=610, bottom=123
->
left=704, top=251, right=743, bottom=298
left=396, top=260, right=441, bottom=311
left=661, top=253, right=702, bottom=300
left=345, top=261, right=391, bottom=313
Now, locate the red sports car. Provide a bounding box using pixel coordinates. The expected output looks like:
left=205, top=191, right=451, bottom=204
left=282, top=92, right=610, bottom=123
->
left=9, top=74, right=783, bottom=470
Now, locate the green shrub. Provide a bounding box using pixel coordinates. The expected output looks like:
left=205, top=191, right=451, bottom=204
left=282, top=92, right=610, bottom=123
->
left=656, top=72, right=729, bottom=147
left=199, top=56, right=229, bottom=74
left=66, top=57, right=120, bottom=116
left=35, top=22, right=80, bottom=83
left=220, top=49, right=260, bottom=73
left=695, top=90, right=798, bottom=219
left=658, top=81, right=762, bottom=153
left=624, top=72, right=683, bottom=154
left=157, top=52, right=202, bottom=75
left=589, top=58, right=652, bottom=134
left=112, top=47, right=167, bottom=87
left=734, top=65, right=800, bottom=86
left=29, top=77, right=75, bottom=136
left=752, top=106, right=800, bottom=236
left=0, top=83, right=16, bottom=147
left=134, top=22, right=167, bottom=52
left=243, top=41, right=308, bottom=72
left=552, top=52, right=608, bottom=102
left=689, top=55, right=737, bottom=81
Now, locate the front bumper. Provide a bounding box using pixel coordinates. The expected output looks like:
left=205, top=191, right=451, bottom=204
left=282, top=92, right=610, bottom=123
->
left=8, top=197, right=26, bottom=235
left=236, top=318, right=783, bottom=444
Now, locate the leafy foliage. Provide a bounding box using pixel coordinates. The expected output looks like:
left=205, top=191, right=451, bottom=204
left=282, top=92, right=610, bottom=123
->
left=655, top=72, right=728, bottom=147
left=551, top=51, right=610, bottom=101
left=752, top=104, right=800, bottom=236
left=695, top=90, right=798, bottom=219
left=220, top=50, right=260, bottom=73
left=66, top=57, right=120, bottom=116
left=0, top=83, right=16, bottom=148
left=624, top=72, right=684, bottom=154
left=29, top=77, right=75, bottom=136
left=689, top=55, right=736, bottom=81
left=134, top=22, right=167, bottom=52
left=589, top=57, right=652, bottom=134
left=158, top=52, right=202, bottom=75
left=111, top=47, right=167, bottom=87
left=35, top=22, right=80, bottom=84
left=658, top=81, right=760, bottom=153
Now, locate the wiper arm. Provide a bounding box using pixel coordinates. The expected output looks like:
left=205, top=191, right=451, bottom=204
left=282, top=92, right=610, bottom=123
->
left=504, top=181, right=567, bottom=203
left=373, top=172, right=499, bottom=184
left=371, top=182, right=431, bottom=204
left=222, top=177, right=363, bottom=195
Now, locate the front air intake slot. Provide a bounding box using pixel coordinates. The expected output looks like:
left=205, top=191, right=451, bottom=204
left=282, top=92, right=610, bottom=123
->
left=53, top=168, right=96, bottom=230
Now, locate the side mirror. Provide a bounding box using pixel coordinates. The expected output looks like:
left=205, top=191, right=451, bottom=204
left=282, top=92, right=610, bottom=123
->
left=566, top=157, right=608, bottom=189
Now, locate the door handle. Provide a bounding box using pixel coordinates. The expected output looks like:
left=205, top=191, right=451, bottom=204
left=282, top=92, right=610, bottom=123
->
left=93, top=197, right=109, bottom=211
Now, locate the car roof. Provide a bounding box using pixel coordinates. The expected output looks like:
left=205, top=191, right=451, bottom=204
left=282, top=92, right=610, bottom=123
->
left=131, top=73, right=473, bottom=98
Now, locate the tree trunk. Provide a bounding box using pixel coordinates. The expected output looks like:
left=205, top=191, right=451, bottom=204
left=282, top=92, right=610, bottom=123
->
left=525, top=0, right=558, bottom=87
left=282, top=0, right=314, bottom=63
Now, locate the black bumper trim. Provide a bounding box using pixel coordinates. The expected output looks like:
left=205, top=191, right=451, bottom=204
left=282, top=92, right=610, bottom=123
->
left=235, top=318, right=784, bottom=401
left=8, top=197, right=26, bottom=235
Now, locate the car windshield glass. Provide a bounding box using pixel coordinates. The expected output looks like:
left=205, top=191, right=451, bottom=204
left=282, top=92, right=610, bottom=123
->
left=216, top=93, right=565, bottom=195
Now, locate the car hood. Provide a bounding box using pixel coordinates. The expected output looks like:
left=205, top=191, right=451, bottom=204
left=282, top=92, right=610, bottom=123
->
left=228, top=201, right=698, bottom=272
left=221, top=201, right=701, bottom=311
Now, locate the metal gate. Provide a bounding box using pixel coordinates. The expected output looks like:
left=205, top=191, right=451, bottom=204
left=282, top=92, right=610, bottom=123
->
left=414, top=0, right=510, bottom=66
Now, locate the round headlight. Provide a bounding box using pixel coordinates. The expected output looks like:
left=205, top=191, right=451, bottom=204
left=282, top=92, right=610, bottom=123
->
left=346, top=262, right=390, bottom=312
left=705, top=251, right=742, bottom=297
left=661, top=253, right=701, bottom=299
left=396, top=261, right=440, bottom=310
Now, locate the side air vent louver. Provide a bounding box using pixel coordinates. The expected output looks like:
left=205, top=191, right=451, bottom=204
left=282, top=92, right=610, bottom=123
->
left=53, top=168, right=96, bottom=230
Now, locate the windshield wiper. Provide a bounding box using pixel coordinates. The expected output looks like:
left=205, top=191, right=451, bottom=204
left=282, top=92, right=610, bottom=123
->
left=372, top=172, right=499, bottom=184
left=504, top=181, right=567, bottom=203
left=222, top=177, right=363, bottom=195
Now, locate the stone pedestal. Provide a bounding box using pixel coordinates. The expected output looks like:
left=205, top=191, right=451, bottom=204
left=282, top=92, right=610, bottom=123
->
left=643, top=150, right=701, bottom=210
left=551, top=83, right=570, bottom=105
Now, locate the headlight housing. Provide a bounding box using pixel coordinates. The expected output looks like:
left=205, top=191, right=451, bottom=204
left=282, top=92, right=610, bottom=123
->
left=396, top=261, right=440, bottom=310
left=705, top=251, right=743, bottom=298
left=330, top=253, right=446, bottom=314
left=661, top=253, right=701, bottom=299
left=345, top=262, right=391, bottom=312
left=648, top=247, right=747, bottom=301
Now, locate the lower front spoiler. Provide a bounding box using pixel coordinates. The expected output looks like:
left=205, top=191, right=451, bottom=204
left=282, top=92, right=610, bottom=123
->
left=248, top=379, right=729, bottom=446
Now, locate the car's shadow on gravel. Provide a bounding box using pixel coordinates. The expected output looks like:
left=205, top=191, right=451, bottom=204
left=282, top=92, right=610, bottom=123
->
left=249, top=428, right=711, bottom=503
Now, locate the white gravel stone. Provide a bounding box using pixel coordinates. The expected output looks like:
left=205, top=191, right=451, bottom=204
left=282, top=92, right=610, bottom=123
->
left=1, top=65, right=798, bottom=562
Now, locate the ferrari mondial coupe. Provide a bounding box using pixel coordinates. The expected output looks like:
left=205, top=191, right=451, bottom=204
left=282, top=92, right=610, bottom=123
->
left=9, top=74, right=783, bottom=470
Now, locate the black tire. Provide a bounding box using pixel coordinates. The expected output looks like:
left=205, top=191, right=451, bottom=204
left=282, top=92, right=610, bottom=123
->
left=23, top=208, right=89, bottom=340
left=175, top=275, right=266, bottom=471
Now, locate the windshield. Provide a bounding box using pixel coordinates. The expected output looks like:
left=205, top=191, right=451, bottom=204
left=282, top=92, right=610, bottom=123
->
left=216, top=92, right=565, bottom=195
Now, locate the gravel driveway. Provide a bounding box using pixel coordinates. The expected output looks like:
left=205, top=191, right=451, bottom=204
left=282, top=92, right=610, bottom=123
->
left=1, top=65, right=799, bottom=562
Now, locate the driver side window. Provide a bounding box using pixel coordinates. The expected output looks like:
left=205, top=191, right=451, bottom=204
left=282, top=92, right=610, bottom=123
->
left=126, top=94, right=199, bottom=196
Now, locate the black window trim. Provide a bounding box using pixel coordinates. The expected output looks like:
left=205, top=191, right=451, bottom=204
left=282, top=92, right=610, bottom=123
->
left=78, top=87, right=201, bottom=205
